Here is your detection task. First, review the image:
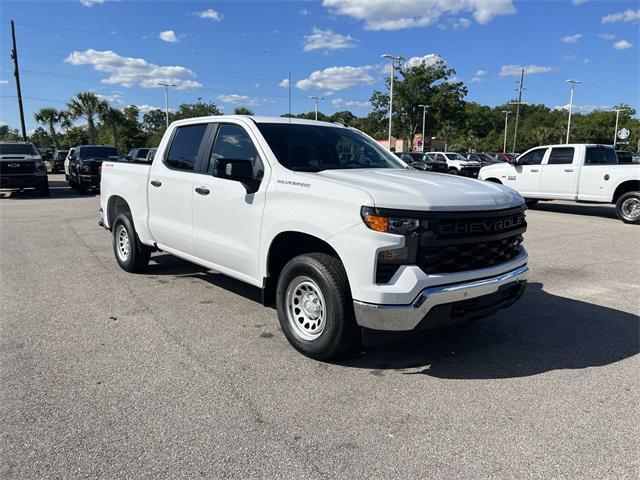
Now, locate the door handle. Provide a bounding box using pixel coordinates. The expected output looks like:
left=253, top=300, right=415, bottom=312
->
left=150, top=180, right=162, bottom=187
left=195, top=187, right=210, bottom=195
left=564, top=168, right=574, bottom=172
left=530, top=169, right=539, bottom=172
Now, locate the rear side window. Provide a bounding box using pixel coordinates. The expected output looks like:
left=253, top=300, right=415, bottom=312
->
left=165, top=124, right=208, bottom=171
left=208, top=124, right=260, bottom=175
left=547, top=147, right=574, bottom=165
left=585, top=147, right=617, bottom=165
left=518, top=149, right=546, bottom=165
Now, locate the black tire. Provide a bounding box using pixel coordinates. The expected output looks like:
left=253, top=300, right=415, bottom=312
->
left=77, top=179, right=88, bottom=195
left=615, top=191, right=640, bottom=224
left=525, top=199, right=539, bottom=208
left=276, top=253, right=359, bottom=360
left=448, top=168, right=459, bottom=175
left=37, top=180, right=50, bottom=197
left=112, top=213, right=151, bottom=272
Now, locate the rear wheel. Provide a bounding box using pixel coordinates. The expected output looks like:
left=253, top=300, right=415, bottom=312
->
left=276, top=253, right=359, bottom=360
left=112, top=213, right=151, bottom=272
left=615, top=191, right=640, bottom=224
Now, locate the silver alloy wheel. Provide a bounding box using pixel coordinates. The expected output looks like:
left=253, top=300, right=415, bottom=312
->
left=621, top=197, right=640, bottom=221
left=285, top=276, right=326, bottom=341
left=116, top=224, right=130, bottom=262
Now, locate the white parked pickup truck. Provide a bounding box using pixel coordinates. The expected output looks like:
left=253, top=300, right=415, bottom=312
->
left=425, top=152, right=481, bottom=177
left=478, top=144, right=640, bottom=223
left=100, top=116, right=529, bottom=359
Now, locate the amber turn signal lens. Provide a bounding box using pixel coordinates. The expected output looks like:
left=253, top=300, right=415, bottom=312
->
left=363, top=213, right=389, bottom=232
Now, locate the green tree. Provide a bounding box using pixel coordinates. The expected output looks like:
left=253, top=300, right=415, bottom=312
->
left=29, top=127, right=52, bottom=148
left=233, top=106, right=254, bottom=115
left=118, top=105, right=146, bottom=151
left=33, top=108, right=70, bottom=149
left=67, top=92, right=105, bottom=144
left=0, top=125, right=22, bottom=141
left=174, top=100, right=222, bottom=120
left=99, top=105, right=126, bottom=147
left=61, top=126, right=89, bottom=149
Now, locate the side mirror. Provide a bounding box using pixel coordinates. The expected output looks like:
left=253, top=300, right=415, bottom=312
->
left=214, top=158, right=261, bottom=194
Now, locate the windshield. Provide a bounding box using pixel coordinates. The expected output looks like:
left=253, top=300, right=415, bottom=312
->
left=79, top=146, right=120, bottom=159
left=256, top=123, right=405, bottom=172
left=0, top=144, right=38, bottom=155
left=445, top=153, right=467, bottom=161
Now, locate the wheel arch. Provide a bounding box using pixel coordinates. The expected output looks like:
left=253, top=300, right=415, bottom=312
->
left=262, top=231, right=343, bottom=307
left=485, top=177, right=503, bottom=184
left=106, top=195, right=132, bottom=230
left=612, top=180, right=640, bottom=203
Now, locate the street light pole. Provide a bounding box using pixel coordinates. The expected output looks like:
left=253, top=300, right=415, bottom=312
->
left=418, top=104, right=428, bottom=153
left=157, top=82, right=176, bottom=128
left=381, top=54, right=403, bottom=150
left=512, top=68, right=525, bottom=154
left=308, top=96, right=324, bottom=121
left=501, top=110, right=510, bottom=154
left=612, top=108, right=624, bottom=147
left=565, top=79, right=581, bottom=144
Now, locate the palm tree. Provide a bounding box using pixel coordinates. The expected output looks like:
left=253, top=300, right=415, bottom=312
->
left=99, top=105, right=125, bottom=147
left=67, top=92, right=106, bottom=144
left=33, top=108, right=70, bottom=149
left=234, top=107, right=254, bottom=115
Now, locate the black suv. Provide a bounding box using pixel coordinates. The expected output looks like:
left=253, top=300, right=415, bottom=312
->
left=51, top=149, right=68, bottom=173
left=68, top=145, right=123, bottom=194
left=0, top=141, right=49, bottom=196
left=395, top=152, right=449, bottom=173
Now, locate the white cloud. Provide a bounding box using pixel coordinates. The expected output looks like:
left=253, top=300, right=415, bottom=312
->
left=321, top=0, right=516, bottom=30
left=196, top=9, right=223, bottom=21
left=0, top=79, right=9, bottom=85
left=613, top=40, right=633, bottom=50
left=438, top=17, right=472, bottom=30
left=65, top=49, right=202, bottom=89
left=278, top=78, right=290, bottom=88
left=159, top=30, right=179, bottom=43
left=303, top=27, right=357, bottom=51
left=80, top=0, right=107, bottom=6
left=470, top=69, right=487, bottom=83
left=403, top=53, right=445, bottom=70
left=598, top=33, right=615, bottom=40
left=217, top=94, right=260, bottom=106
left=331, top=98, right=371, bottom=109
left=135, top=104, right=172, bottom=114
left=295, top=65, right=375, bottom=91
left=561, top=33, right=582, bottom=43
left=96, top=92, right=124, bottom=105
left=583, top=57, right=590, bottom=64
left=554, top=104, right=609, bottom=114
left=602, top=9, right=640, bottom=24
left=571, top=0, right=586, bottom=5
left=299, top=8, right=310, bottom=15
left=500, top=64, right=557, bottom=76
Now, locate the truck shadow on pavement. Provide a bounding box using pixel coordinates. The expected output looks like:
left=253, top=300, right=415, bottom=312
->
left=530, top=202, right=617, bottom=220
left=339, top=282, right=639, bottom=379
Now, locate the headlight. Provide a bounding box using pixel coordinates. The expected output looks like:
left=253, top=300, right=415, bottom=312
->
left=361, top=206, right=424, bottom=283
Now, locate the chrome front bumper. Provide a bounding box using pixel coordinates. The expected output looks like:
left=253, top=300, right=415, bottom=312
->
left=353, top=264, right=529, bottom=331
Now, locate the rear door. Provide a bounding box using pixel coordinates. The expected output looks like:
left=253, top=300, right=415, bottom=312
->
left=539, top=146, right=578, bottom=199
left=578, top=146, right=618, bottom=201
left=147, top=123, right=210, bottom=254
left=191, top=122, right=267, bottom=284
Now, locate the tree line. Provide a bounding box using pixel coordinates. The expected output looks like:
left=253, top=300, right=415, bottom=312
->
left=1, top=61, right=638, bottom=153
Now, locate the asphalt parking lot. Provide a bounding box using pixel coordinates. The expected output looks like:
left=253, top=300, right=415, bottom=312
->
left=1, top=174, right=639, bottom=479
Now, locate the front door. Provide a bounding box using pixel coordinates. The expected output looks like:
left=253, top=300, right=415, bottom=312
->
left=147, top=123, right=210, bottom=254
left=192, top=122, right=267, bottom=284
left=508, top=148, right=547, bottom=196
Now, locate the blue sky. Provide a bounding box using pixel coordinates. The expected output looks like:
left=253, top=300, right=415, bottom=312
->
left=1, top=0, right=638, bottom=132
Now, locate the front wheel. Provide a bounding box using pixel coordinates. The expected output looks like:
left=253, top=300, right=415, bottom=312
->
left=616, top=191, right=640, bottom=224
left=276, top=253, right=359, bottom=360
left=112, top=214, right=151, bottom=272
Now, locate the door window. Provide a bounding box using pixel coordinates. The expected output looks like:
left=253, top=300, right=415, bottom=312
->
left=208, top=124, right=261, bottom=175
left=518, top=149, right=546, bottom=165
left=165, top=124, right=208, bottom=171
left=547, top=147, right=574, bottom=165
left=585, top=146, right=617, bottom=165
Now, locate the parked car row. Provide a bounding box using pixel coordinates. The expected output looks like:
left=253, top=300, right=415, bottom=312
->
left=395, top=151, right=482, bottom=176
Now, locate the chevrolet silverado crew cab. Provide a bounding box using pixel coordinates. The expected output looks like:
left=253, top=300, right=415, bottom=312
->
left=100, top=116, right=529, bottom=359
left=0, top=141, right=49, bottom=196
left=479, top=144, right=640, bottom=224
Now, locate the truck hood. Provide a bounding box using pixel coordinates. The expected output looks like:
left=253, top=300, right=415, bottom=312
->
left=315, top=168, right=524, bottom=211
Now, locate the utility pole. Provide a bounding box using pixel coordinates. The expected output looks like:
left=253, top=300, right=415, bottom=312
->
left=10, top=20, right=27, bottom=141
left=308, top=96, right=324, bottom=121
left=612, top=108, right=624, bottom=147
left=418, top=104, right=428, bottom=153
left=565, top=79, right=581, bottom=144
left=511, top=68, right=525, bottom=154
left=157, top=82, right=176, bottom=128
left=501, top=110, right=510, bottom=154
left=381, top=54, right=403, bottom=150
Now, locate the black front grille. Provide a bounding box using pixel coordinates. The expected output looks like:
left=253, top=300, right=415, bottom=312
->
left=416, top=206, right=526, bottom=275
left=0, top=161, right=35, bottom=174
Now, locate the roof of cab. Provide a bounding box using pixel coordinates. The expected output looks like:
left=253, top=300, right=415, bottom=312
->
left=170, top=115, right=347, bottom=128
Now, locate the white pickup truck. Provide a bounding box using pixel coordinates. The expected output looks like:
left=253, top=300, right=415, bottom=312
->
left=100, top=116, right=529, bottom=359
left=478, top=144, right=640, bottom=223
left=425, top=152, right=481, bottom=177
